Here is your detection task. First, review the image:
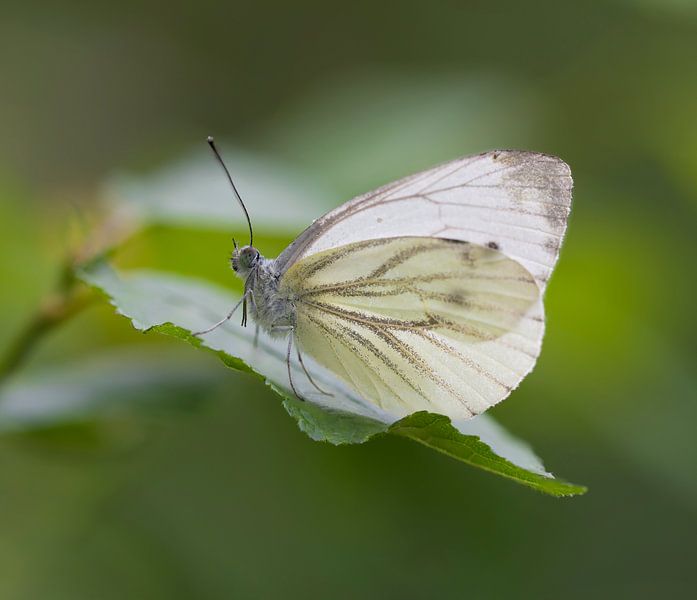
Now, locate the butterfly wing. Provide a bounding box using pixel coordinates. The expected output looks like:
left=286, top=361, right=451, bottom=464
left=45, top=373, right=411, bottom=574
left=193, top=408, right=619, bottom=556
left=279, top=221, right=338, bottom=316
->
left=276, top=150, right=572, bottom=293
left=282, top=237, right=544, bottom=420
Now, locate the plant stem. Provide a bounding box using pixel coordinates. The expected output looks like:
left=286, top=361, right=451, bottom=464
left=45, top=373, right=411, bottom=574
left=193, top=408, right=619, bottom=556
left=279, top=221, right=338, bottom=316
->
left=0, top=265, right=94, bottom=381
left=0, top=206, right=139, bottom=382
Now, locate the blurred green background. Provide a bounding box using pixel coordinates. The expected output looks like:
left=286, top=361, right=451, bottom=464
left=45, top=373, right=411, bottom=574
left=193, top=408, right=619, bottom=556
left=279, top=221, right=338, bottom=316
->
left=1, top=0, right=696, bottom=598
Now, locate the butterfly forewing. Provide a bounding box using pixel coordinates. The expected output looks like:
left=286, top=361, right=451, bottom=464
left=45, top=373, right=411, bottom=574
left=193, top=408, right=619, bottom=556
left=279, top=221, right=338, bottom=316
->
left=276, top=151, right=572, bottom=293
left=282, top=237, right=544, bottom=420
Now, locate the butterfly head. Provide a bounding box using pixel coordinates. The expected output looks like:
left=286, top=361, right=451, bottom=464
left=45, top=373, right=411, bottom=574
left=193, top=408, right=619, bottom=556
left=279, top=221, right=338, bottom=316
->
left=231, top=240, right=260, bottom=277
left=206, top=136, right=258, bottom=279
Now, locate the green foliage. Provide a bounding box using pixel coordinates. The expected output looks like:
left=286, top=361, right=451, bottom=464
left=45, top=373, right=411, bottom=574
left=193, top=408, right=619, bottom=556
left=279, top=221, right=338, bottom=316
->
left=0, top=349, right=224, bottom=433
left=390, top=413, right=585, bottom=497
left=0, top=127, right=587, bottom=496
left=5, top=1, right=697, bottom=595
left=78, top=260, right=585, bottom=496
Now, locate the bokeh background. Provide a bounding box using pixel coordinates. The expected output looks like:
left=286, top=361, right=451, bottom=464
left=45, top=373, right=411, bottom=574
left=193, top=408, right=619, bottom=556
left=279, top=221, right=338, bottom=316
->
left=1, top=1, right=696, bottom=597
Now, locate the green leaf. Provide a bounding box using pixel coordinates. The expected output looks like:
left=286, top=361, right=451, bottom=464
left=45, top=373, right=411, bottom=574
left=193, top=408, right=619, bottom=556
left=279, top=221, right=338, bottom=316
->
left=0, top=349, right=225, bottom=433
left=390, top=413, right=586, bottom=497
left=102, top=144, right=336, bottom=235
left=78, top=260, right=586, bottom=496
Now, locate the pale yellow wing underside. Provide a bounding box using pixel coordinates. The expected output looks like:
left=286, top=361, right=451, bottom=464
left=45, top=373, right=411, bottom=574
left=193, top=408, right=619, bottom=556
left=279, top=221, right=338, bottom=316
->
left=281, top=236, right=545, bottom=420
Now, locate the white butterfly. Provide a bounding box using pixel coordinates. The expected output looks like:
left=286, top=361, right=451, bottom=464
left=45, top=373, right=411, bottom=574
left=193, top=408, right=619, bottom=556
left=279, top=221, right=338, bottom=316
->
left=196, top=139, right=572, bottom=421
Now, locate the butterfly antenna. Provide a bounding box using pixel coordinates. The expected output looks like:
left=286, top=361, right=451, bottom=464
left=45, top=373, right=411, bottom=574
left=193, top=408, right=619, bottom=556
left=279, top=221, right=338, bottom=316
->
left=207, top=136, right=254, bottom=246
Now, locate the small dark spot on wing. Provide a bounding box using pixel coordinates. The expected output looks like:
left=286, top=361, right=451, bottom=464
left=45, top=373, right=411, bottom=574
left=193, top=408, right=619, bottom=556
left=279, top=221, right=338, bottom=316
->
left=445, top=290, right=470, bottom=307
left=487, top=241, right=500, bottom=250
left=544, top=237, right=559, bottom=253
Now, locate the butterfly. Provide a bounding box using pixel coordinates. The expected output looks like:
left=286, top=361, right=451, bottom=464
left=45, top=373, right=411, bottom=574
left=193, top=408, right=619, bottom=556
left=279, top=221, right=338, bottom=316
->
left=195, top=137, right=572, bottom=421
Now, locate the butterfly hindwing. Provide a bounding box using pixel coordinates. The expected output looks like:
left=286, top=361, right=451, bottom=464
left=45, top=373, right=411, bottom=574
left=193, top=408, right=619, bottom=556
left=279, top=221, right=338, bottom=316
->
left=282, top=237, right=544, bottom=419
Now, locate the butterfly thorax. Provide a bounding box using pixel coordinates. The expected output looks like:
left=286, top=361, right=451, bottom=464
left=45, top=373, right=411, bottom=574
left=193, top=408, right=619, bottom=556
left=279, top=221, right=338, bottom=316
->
left=232, top=246, right=295, bottom=337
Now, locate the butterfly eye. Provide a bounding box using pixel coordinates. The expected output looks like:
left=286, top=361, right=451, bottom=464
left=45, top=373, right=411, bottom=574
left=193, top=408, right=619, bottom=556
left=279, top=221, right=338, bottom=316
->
left=236, top=246, right=259, bottom=270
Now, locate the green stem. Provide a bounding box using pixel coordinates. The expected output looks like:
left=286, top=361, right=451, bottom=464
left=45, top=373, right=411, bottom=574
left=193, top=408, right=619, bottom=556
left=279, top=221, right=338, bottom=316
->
left=0, top=205, right=141, bottom=382
left=0, top=266, right=94, bottom=381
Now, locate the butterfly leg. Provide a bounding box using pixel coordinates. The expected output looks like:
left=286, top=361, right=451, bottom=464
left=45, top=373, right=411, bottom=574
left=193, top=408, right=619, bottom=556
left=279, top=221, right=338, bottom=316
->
left=285, top=334, right=303, bottom=401
left=241, top=272, right=257, bottom=328
left=295, top=338, right=333, bottom=397
left=247, top=289, right=260, bottom=346
left=192, top=291, right=248, bottom=337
